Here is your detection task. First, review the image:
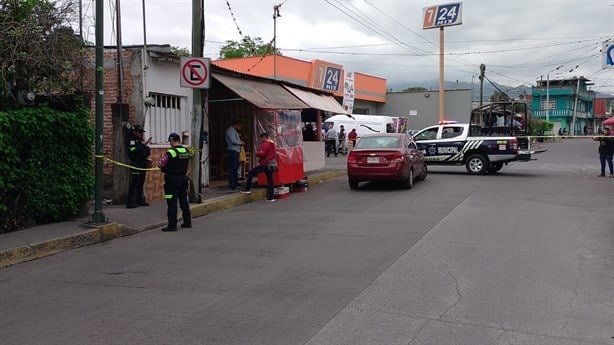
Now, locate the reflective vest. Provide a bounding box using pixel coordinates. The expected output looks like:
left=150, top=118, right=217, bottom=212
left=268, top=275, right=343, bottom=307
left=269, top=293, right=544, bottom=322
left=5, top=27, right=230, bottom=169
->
left=163, top=147, right=190, bottom=174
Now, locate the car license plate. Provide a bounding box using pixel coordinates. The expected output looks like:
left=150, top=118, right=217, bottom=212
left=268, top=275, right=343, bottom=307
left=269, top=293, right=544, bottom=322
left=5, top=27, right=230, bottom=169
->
left=367, top=156, right=379, bottom=164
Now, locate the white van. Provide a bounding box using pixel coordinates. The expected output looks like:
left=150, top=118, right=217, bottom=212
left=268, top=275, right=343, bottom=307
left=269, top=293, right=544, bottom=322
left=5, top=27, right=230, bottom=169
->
left=323, top=114, right=401, bottom=138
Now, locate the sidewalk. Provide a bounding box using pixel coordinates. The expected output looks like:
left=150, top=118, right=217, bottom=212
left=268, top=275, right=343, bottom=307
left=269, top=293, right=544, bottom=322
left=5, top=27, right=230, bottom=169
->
left=0, top=168, right=345, bottom=268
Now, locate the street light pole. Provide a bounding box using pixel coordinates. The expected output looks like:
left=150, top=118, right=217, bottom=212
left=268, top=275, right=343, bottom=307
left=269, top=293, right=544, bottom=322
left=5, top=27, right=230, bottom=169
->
left=89, top=0, right=107, bottom=224
left=273, top=4, right=281, bottom=80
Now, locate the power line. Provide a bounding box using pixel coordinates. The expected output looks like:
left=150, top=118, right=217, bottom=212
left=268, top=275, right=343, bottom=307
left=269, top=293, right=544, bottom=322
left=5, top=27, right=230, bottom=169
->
left=225, top=0, right=244, bottom=38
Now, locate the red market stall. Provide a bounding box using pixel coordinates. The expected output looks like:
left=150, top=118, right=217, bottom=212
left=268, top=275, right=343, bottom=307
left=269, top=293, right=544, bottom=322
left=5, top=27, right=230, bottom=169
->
left=256, top=109, right=304, bottom=186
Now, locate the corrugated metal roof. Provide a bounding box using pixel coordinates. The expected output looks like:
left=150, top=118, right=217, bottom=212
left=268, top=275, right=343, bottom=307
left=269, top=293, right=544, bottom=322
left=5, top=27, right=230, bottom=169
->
left=212, top=74, right=308, bottom=110
left=283, top=85, right=349, bottom=115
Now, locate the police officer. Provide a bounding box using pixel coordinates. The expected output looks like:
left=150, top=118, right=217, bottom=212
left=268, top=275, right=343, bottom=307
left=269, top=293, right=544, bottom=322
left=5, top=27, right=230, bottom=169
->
left=126, top=124, right=151, bottom=208
left=158, top=133, right=192, bottom=232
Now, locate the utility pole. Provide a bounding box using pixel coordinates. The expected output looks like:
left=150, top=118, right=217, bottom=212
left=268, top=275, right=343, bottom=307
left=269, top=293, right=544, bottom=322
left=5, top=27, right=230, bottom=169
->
left=572, top=77, right=580, bottom=136
left=479, top=64, right=485, bottom=108
left=273, top=3, right=282, bottom=80
left=545, top=74, right=550, bottom=122
left=190, top=0, right=204, bottom=203
left=89, top=0, right=107, bottom=224
left=438, top=27, right=445, bottom=122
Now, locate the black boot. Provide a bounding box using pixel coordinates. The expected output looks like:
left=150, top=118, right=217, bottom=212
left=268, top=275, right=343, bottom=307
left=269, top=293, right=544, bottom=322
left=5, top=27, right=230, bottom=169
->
left=126, top=204, right=139, bottom=209
left=181, top=222, right=192, bottom=228
left=161, top=225, right=177, bottom=232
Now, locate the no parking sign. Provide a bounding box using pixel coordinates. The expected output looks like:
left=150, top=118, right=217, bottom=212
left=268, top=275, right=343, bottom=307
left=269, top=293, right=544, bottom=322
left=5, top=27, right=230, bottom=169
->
left=180, top=57, right=211, bottom=88
left=603, top=40, right=614, bottom=69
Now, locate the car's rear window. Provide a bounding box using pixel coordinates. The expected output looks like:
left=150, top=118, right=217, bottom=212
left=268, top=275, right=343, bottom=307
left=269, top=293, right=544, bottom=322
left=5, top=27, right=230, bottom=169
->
left=356, top=137, right=399, bottom=149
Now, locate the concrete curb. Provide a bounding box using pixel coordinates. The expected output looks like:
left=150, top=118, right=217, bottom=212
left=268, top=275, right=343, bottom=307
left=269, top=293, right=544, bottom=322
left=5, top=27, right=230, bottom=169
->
left=0, top=170, right=345, bottom=268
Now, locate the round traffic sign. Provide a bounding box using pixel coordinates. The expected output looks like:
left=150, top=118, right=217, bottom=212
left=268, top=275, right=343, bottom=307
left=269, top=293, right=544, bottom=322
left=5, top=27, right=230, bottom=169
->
left=181, top=58, right=209, bottom=87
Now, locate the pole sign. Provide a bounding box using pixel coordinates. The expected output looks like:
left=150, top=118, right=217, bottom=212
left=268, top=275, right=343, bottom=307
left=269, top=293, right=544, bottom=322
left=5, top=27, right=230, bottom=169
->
left=423, top=2, right=462, bottom=30
left=603, top=40, right=614, bottom=69
left=180, top=57, right=211, bottom=88
left=310, top=60, right=343, bottom=92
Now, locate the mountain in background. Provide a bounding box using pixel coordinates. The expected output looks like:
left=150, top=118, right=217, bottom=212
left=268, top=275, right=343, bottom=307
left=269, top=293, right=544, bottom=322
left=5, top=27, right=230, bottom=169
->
left=388, top=80, right=612, bottom=101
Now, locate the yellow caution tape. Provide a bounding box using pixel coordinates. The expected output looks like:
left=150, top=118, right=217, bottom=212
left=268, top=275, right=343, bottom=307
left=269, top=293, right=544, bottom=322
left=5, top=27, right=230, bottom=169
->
left=519, top=135, right=610, bottom=140
left=94, top=155, right=160, bottom=171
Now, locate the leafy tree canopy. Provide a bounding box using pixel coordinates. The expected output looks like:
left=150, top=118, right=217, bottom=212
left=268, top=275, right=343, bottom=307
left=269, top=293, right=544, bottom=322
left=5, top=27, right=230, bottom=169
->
left=0, top=0, right=83, bottom=109
left=218, top=36, right=280, bottom=59
left=171, top=46, right=190, bottom=57
left=402, top=87, right=428, bottom=92
left=489, top=91, right=510, bottom=102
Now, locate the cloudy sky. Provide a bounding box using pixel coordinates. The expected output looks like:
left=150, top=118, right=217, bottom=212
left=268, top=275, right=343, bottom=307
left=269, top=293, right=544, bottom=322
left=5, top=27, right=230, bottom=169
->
left=76, top=0, right=614, bottom=94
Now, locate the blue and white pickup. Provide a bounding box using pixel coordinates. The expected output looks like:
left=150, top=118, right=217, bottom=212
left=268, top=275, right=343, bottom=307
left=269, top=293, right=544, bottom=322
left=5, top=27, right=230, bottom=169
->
left=412, top=122, right=541, bottom=174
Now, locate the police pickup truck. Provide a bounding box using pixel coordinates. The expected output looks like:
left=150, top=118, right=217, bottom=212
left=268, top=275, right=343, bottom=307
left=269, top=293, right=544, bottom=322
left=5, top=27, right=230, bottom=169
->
left=412, top=121, right=537, bottom=174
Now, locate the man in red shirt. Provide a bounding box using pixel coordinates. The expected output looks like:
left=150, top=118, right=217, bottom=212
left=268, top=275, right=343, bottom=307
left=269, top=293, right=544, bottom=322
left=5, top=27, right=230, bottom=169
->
left=347, top=128, right=358, bottom=149
left=240, top=132, right=277, bottom=202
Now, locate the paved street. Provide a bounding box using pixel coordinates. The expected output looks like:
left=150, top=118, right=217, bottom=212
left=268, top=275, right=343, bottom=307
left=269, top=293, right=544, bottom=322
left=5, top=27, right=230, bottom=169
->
left=1, top=139, right=613, bottom=345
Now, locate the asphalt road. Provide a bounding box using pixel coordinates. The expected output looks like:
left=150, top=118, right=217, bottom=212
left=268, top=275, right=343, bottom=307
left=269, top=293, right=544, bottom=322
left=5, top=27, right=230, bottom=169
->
left=1, top=139, right=613, bottom=345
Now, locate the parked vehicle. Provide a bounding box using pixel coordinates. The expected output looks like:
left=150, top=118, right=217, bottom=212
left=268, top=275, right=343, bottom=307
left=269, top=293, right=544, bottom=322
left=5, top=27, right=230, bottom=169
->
left=347, top=133, right=427, bottom=189
left=411, top=102, right=545, bottom=175
left=412, top=120, right=544, bottom=174
left=324, top=114, right=403, bottom=138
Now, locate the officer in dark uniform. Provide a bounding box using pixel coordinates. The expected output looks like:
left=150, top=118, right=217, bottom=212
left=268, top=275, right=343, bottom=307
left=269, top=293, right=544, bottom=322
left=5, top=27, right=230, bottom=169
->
left=126, top=124, right=151, bottom=208
left=158, top=133, right=192, bottom=232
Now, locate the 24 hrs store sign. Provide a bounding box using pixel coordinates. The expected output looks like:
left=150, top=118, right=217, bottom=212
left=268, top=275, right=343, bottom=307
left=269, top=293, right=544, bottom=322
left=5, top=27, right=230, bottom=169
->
left=310, top=60, right=343, bottom=92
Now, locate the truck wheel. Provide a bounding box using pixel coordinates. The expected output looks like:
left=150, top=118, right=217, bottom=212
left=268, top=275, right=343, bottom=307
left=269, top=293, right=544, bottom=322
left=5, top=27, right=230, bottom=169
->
left=488, top=163, right=503, bottom=174
left=465, top=154, right=488, bottom=175
left=402, top=168, right=414, bottom=189
left=349, top=179, right=359, bottom=189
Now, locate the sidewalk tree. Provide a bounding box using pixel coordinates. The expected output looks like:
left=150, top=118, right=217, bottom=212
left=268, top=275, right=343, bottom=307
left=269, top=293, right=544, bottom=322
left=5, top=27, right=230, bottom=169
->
left=218, top=36, right=279, bottom=59
left=529, top=118, right=554, bottom=136
left=0, top=0, right=83, bottom=109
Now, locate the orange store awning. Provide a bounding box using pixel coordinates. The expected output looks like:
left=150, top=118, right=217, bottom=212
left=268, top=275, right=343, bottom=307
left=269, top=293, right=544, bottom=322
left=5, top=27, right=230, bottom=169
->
left=283, top=85, right=349, bottom=115
left=212, top=74, right=308, bottom=110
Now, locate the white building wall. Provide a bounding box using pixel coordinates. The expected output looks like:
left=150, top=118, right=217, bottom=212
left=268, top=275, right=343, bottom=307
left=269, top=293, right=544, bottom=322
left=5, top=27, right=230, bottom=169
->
left=143, top=57, right=193, bottom=145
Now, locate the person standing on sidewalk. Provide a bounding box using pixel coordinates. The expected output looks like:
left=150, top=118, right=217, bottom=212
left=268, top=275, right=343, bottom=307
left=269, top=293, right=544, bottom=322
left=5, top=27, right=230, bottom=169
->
left=337, top=125, right=347, bottom=155
left=325, top=124, right=338, bottom=157
left=347, top=128, right=358, bottom=149
left=126, top=124, right=151, bottom=209
left=158, top=133, right=192, bottom=231
left=240, top=132, right=277, bottom=203
left=593, top=127, right=614, bottom=177
left=226, top=120, right=244, bottom=190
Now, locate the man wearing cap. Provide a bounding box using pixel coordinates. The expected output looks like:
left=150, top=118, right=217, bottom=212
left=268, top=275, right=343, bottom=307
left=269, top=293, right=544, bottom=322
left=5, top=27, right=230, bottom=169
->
left=158, top=133, right=192, bottom=231
left=126, top=124, right=151, bottom=209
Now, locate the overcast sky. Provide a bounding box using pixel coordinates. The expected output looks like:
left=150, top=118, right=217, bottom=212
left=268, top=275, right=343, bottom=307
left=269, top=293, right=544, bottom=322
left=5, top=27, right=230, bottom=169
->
left=76, top=0, right=614, bottom=94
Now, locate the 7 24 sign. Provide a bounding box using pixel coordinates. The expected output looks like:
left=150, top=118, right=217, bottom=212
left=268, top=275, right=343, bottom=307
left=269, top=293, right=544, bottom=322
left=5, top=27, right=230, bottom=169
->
left=322, top=66, right=341, bottom=91
left=423, top=2, right=462, bottom=30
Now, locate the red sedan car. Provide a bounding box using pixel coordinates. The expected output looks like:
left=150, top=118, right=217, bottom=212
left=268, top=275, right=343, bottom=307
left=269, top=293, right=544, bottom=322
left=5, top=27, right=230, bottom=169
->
left=347, top=133, right=427, bottom=189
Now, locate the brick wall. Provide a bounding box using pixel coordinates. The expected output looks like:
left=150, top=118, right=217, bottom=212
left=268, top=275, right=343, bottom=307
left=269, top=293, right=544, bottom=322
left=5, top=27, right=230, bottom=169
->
left=145, top=148, right=166, bottom=202
left=83, top=48, right=167, bottom=203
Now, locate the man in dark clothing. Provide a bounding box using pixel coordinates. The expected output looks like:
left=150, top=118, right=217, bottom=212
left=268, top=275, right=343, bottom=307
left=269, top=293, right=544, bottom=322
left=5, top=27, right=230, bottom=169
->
left=158, top=133, right=192, bottom=231
left=594, top=127, right=614, bottom=177
left=126, top=124, right=151, bottom=208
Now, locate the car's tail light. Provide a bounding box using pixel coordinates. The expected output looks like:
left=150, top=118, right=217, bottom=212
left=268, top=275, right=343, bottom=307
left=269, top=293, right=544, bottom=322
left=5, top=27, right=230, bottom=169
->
left=510, top=138, right=518, bottom=152
left=347, top=152, right=357, bottom=164
left=389, top=152, right=405, bottom=163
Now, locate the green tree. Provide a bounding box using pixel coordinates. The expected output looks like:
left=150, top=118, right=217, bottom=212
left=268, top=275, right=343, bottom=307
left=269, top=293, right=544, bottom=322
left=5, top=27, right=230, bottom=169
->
left=0, top=0, right=83, bottom=109
left=171, top=46, right=190, bottom=56
left=529, top=119, right=554, bottom=136
left=402, top=87, right=428, bottom=92
left=218, top=36, right=280, bottom=59
left=489, top=91, right=510, bottom=102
